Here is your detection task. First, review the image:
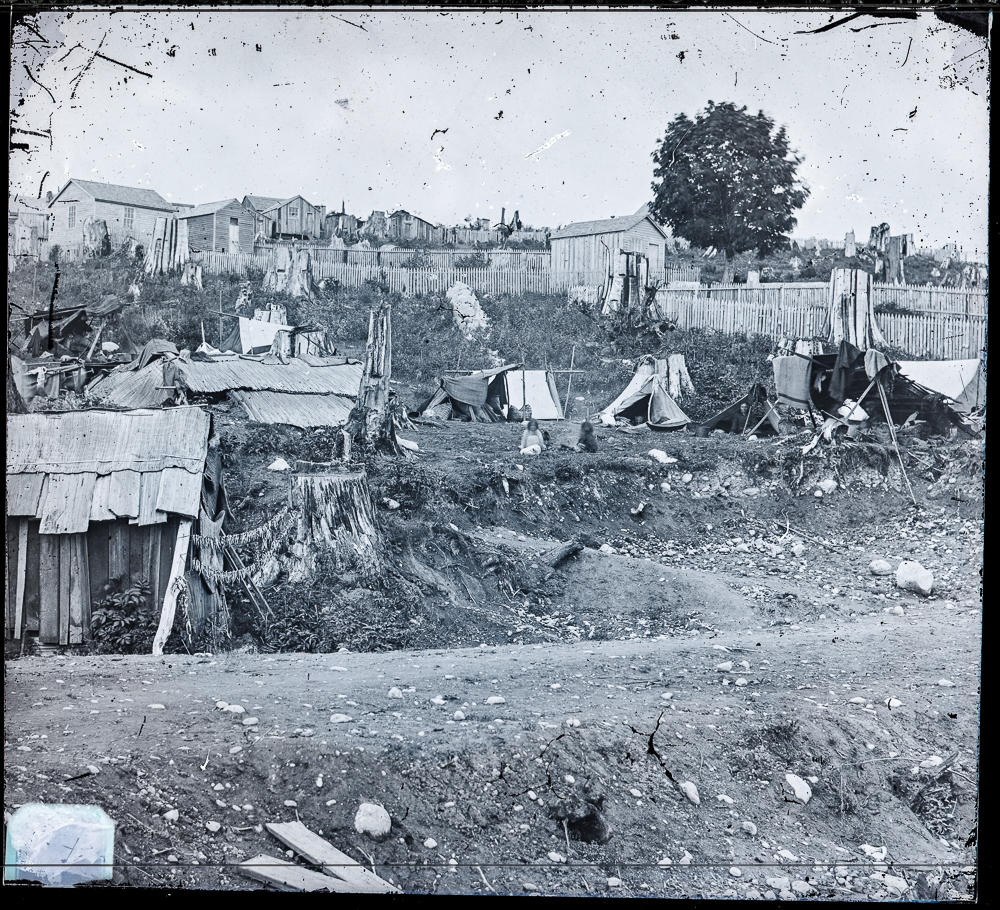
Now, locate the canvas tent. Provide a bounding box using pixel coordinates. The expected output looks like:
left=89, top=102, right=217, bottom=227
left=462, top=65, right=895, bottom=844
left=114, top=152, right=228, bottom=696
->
left=598, top=356, right=690, bottom=430
left=5, top=408, right=227, bottom=647
left=417, top=364, right=565, bottom=421
left=87, top=349, right=362, bottom=429
left=895, top=359, right=985, bottom=415
left=700, top=384, right=781, bottom=436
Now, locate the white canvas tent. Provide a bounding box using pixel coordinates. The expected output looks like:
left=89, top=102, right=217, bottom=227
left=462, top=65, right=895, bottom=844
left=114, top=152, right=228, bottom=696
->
left=417, top=364, right=564, bottom=421
left=501, top=369, right=564, bottom=420
left=895, top=359, right=985, bottom=414
left=599, top=356, right=690, bottom=430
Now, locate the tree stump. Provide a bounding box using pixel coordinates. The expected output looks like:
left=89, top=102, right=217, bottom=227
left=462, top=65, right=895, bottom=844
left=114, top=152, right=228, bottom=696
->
left=181, top=254, right=204, bottom=289
left=287, top=472, right=383, bottom=583
left=342, top=302, right=408, bottom=459
left=263, top=246, right=318, bottom=299
left=667, top=353, right=696, bottom=401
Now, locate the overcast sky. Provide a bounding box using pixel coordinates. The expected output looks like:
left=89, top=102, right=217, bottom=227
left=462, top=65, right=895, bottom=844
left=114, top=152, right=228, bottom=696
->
left=9, top=7, right=989, bottom=254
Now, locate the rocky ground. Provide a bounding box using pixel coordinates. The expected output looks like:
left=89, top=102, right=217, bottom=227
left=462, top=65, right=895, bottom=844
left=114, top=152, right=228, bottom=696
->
left=4, top=410, right=982, bottom=897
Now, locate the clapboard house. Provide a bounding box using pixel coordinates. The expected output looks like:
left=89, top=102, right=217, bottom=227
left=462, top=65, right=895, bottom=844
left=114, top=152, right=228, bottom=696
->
left=178, top=199, right=255, bottom=253
left=387, top=209, right=438, bottom=242
left=48, top=178, right=176, bottom=253
left=550, top=205, right=672, bottom=280
left=243, top=194, right=326, bottom=241
left=5, top=408, right=227, bottom=648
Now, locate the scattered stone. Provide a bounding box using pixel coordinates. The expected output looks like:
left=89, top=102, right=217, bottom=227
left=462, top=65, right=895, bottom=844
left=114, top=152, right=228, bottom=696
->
left=884, top=874, right=909, bottom=894
left=886, top=697, right=903, bottom=709
left=242, top=716, right=258, bottom=726
left=607, top=876, right=622, bottom=887
left=849, top=696, right=866, bottom=705
left=384, top=498, right=400, bottom=511
left=329, top=713, right=353, bottom=724
left=783, top=773, right=812, bottom=805
left=548, top=851, right=566, bottom=864
left=162, top=809, right=179, bottom=822
left=895, top=561, right=934, bottom=597
left=766, top=876, right=791, bottom=891
left=268, top=457, right=290, bottom=472
left=430, top=696, right=446, bottom=706
left=453, top=710, right=466, bottom=721
left=565, top=717, right=581, bottom=727
left=792, top=880, right=815, bottom=895
left=598, top=544, right=616, bottom=556
left=741, top=820, right=758, bottom=836
left=885, top=605, right=905, bottom=617
left=147, top=704, right=166, bottom=710
left=730, top=867, right=742, bottom=877
left=735, top=678, right=748, bottom=687
left=485, top=696, right=506, bottom=705
left=354, top=803, right=391, bottom=841
left=205, top=821, right=221, bottom=833
left=716, top=661, right=734, bottom=672
left=869, top=559, right=894, bottom=576
left=791, top=542, right=806, bottom=558
left=424, top=837, right=437, bottom=849
left=388, top=687, right=403, bottom=699
left=658, top=857, right=672, bottom=866
left=678, top=781, right=700, bottom=805
left=716, top=794, right=734, bottom=805
left=284, top=800, right=297, bottom=808
left=818, top=477, right=838, bottom=494
left=224, top=704, right=245, bottom=715
left=920, top=756, right=944, bottom=769
left=937, top=679, right=956, bottom=687
left=679, top=851, right=693, bottom=865
left=647, top=449, right=676, bottom=464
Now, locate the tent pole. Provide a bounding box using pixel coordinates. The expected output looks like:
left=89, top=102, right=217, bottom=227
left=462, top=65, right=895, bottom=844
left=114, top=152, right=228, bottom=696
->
left=564, top=344, right=577, bottom=419
left=877, top=378, right=917, bottom=505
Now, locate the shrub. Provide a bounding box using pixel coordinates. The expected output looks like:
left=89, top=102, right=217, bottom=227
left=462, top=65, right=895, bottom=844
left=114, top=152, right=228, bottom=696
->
left=89, top=580, right=157, bottom=654
left=454, top=251, right=491, bottom=268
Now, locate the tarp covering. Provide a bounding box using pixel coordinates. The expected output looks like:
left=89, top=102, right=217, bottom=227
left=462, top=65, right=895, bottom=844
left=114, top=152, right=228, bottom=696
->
left=896, top=359, right=985, bottom=414
left=501, top=370, right=564, bottom=420
left=599, top=356, right=689, bottom=430
left=442, top=375, right=489, bottom=408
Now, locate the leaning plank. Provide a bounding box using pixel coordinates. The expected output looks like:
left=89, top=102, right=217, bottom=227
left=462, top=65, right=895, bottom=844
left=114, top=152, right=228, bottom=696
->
left=13, top=521, right=28, bottom=639
left=238, top=854, right=357, bottom=892
left=265, top=821, right=400, bottom=893
left=38, top=535, right=60, bottom=644
left=152, top=519, right=192, bottom=656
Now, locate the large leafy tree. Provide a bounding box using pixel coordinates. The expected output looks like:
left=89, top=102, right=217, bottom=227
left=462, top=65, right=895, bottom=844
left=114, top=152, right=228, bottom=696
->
left=650, top=102, right=809, bottom=260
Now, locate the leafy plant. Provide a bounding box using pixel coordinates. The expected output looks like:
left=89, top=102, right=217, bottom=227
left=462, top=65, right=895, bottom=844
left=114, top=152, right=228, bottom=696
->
left=89, top=580, right=156, bottom=654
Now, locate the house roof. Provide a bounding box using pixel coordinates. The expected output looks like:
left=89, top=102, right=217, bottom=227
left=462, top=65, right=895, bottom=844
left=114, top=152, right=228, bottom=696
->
left=243, top=195, right=284, bottom=211
left=549, top=206, right=667, bottom=241
left=177, top=199, right=248, bottom=219
left=230, top=390, right=354, bottom=428
left=6, top=408, right=211, bottom=533
left=390, top=209, right=434, bottom=225
left=87, top=353, right=363, bottom=412
left=51, top=179, right=173, bottom=211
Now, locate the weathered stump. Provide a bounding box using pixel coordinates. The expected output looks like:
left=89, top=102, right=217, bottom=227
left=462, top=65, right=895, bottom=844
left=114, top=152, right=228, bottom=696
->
left=287, top=473, right=383, bottom=583
left=263, top=246, right=318, bottom=299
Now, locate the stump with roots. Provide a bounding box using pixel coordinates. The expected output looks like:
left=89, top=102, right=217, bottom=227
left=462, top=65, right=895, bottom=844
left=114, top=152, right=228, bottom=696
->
left=341, top=302, right=410, bottom=460
left=286, top=472, right=383, bottom=583
left=263, top=246, right=318, bottom=299
left=667, top=353, right=696, bottom=401
left=181, top=253, right=204, bottom=290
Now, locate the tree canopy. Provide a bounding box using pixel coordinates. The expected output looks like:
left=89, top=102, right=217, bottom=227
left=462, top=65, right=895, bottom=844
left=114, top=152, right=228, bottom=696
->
left=650, top=102, right=809, bottom=259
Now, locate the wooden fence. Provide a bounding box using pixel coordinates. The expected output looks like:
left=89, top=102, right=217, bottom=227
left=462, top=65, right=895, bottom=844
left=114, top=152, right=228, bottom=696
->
left=652, top=282, right=986, bottom=359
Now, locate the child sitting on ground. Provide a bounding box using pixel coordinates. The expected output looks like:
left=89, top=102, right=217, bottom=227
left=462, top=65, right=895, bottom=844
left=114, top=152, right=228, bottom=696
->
left=576, top=420, right=598, bottom=453
left=519, top=419, right=546, bottom=455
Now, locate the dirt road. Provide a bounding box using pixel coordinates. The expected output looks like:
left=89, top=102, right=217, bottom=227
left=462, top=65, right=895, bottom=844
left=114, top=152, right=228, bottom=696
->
left=4, top=571, right=979, bottom=898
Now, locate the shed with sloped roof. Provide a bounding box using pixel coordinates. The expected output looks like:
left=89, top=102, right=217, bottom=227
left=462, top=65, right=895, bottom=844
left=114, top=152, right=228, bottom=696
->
left=5, top=408, right=227, bottom=648
left=178, top=199, right=256, bottom=253
left=549, top=205, right=671, bottom=280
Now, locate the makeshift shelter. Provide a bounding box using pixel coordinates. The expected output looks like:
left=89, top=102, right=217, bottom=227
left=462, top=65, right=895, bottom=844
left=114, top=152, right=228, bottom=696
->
left=20, top=296, right=126, bottom=356
left=87, top=349, right=362, bottom=430
left=417, top=364, right=565, bottom=422
left=5, top=408, right=227, bottom=647
left=895, top=359, right=985, bottom=415
left=700, top=384, right=781, bottom=436
left=598, top=357, right=690, bottom=430
left=773, top=341, right=975, bottom=434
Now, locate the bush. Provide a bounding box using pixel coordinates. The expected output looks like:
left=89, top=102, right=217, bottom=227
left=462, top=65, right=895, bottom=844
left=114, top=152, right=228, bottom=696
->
left=453, top=251, right=491, bottom=268
left=89, top=580, right=156, bottom=654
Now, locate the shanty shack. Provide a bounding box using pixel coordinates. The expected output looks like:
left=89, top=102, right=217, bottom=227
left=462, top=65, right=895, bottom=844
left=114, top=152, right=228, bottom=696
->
left=47, top=178, right=176, bottom=254
left=387, top=209, right=438, bottom=243
left=87, top=347, right=363, bottom=429
left=550, top=205, right=671, bottom=280
left=177, top=199, right=255, bottom=253
left=242, top=194, right=326, bottom=241
left=6, top=408, right=226, bottom=647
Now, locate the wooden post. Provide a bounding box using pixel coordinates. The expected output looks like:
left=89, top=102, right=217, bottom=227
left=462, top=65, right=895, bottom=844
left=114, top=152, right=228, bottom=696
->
left=13, top=521, right=28, bottom=639
left=564, top=344, right=577, bottom=419
left=152, top=518, right=192, bottom=656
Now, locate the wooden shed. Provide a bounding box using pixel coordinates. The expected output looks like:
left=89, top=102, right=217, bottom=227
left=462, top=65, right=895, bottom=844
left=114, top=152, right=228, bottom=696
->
left=177, top=199, right=255, bottom=253
left=5, top=408, right=227, bottom=648
left=387, top=209, right=437, bottom=242
left=550, top=205, right=671, bottom=282
left=244, top=195, right=326, bottom=241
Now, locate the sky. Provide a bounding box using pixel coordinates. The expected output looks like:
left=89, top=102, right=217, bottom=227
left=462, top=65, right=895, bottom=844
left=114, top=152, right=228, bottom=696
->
left=9, top=7, right=990, bottom=255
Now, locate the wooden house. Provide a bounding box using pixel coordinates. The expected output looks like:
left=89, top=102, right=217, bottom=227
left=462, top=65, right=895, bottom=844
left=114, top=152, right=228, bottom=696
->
left=177, top=199, right=255, bottom=253
left=550, top=205, right=671, bottom=280
left=47, top=178, right=176, bottom=254
left=8, top=195, right=51, bottom=265
left=6, top=408, right=227, bottom=648
left=387, top=209, right=437, bottom=242
left=243, top=194, right=326, bottom=241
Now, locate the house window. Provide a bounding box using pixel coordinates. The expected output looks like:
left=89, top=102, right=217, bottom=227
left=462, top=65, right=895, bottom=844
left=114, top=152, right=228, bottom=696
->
left=68, top=205, right=76, bottom=229
left=288, top=207, right=298, bottom=216
left=123, top=207, right=135, bottom=230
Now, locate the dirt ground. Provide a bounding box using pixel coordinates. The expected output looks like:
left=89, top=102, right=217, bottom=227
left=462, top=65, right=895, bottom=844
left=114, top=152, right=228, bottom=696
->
left=4, top=410, right=982, bottom=898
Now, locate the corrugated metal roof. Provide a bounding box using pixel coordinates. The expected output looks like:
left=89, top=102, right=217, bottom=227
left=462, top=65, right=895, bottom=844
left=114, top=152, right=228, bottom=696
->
left=7, top=408, right=210, bottom=533
left=231, top=391, right=354, bottom=428
left=177, top=199, right=244, bottom=219
left=56, top=179, right=173, bottom=211
left=550, top=207, right=666, bottom=241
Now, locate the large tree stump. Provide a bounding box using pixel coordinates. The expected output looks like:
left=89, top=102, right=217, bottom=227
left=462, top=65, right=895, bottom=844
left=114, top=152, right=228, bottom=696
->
left=667, top=353, right=696, bottom=401
left=287, top=473, right=383, bottom=583
left=342, top=303, right=408, bottom=459
left=181, top=253, right=204, bottom=289
left=263, top=246, right=318, bottom=299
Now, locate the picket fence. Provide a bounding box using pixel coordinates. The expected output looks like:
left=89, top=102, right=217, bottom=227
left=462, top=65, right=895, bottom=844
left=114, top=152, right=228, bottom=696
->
left=200, top=252, right=698, bottom=296
left=652, top=282, right=987, bottom=360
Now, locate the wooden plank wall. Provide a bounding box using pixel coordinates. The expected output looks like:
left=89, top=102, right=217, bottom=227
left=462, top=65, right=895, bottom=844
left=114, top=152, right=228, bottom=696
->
left=6, top=518, right=180, bottom=645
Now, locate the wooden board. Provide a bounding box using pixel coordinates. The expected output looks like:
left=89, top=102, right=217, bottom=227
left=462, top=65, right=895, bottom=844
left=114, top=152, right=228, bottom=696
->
left=5, top=522, right=16, bottom=638
left=107, top=470, right=141, bottom=519
left=87, top=523, right=111, bottom=605
left=109, top=522, right=130, bottom=585
left=24, top=521, right=41, bottom=633
left=155, top=467, right=202, bottom=518
left=129, top=524, right=147, bottom=584
left=68, top=534, right=88, bottom=644
left=265, top=821, right=399, bottom=893
left=38, top=472, right=98, bottom=535
left=237, top=854, right=356, bottom=893
left=13, top=521, right=28, bottom=639
left=38, top=535, right=60, bottom=644
left=136, top=473, right=168, bottom=526
left=147, top=524, right=164, bottom=609
left=7, top=473, right=44, bottom=517
left=58, top=536, right=72, bottom=645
